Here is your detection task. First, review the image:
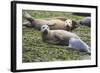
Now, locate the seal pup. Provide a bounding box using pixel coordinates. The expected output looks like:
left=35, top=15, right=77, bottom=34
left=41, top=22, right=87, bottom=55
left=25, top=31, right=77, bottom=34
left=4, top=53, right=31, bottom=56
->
left=41, top=25, right=90, bottom=54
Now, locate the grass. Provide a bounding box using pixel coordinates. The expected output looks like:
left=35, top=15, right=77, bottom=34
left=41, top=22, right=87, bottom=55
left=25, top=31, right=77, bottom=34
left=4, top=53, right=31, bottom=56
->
left=22, top=10, right=91, bottom=63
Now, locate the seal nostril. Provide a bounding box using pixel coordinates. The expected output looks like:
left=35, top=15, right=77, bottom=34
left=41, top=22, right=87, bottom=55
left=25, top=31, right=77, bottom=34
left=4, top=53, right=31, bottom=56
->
left=66, top=25, right=69, bottom=28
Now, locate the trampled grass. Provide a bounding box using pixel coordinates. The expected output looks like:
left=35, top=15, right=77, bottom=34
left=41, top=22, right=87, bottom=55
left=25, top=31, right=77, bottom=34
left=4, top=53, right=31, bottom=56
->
left=22, top=10, right=91, bottom=63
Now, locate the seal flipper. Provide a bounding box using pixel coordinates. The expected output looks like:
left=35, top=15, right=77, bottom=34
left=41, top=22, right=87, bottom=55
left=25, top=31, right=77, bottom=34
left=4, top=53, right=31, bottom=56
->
left=68, top=38, right=91, bottom=54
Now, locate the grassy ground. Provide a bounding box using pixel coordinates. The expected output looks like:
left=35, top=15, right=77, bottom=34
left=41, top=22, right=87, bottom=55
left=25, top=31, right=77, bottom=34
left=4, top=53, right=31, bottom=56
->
left=22, top=10, right=91, bottom=63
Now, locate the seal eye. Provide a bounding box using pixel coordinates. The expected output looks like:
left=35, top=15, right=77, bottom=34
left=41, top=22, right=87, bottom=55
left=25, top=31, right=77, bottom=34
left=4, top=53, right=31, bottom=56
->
left=42, top=27, right=45, bottom=29
left=66, top=22, right=67, bottom=24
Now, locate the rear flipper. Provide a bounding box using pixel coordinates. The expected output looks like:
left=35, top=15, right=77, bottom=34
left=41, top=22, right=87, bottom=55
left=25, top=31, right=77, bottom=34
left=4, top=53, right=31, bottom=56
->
left=23, top=21, right=34, bottom=27
left=23, top=12, right=35, bottom=27
left=68, top=38, right=91, bottom=55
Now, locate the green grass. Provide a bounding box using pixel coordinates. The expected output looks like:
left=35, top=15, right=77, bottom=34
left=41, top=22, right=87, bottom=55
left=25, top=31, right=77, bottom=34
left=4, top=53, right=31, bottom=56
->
left=22, top=10, right=91, bottom=63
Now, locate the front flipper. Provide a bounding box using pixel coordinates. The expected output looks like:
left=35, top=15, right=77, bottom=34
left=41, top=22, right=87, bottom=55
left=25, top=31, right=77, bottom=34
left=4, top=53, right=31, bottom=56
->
left=54, top=34, right=69, bottom=46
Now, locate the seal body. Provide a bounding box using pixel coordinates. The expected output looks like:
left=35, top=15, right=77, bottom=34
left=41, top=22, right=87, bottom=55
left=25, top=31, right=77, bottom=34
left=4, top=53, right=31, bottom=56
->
left=41, top=25, right=79, bottom=45
left=80, top=17, right=91, bottom=27
left=23, top=12, right=79, bottom=31
left=41, top=25, right=90, bottom=53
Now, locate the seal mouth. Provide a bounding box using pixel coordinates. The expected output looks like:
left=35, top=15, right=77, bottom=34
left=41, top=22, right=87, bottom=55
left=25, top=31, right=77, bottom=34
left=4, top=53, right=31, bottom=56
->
left=65, top=25, right=71, bottom=31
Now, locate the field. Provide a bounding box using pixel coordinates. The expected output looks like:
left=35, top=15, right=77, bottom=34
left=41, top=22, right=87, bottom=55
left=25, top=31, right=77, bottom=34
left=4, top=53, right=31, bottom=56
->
left=22, top=10, right=91, bottom=63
